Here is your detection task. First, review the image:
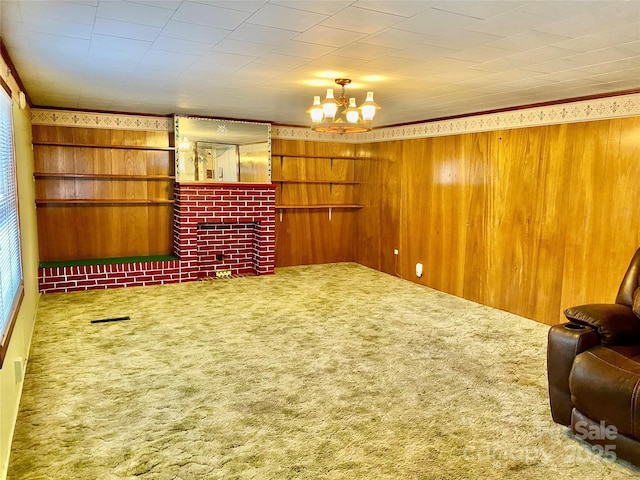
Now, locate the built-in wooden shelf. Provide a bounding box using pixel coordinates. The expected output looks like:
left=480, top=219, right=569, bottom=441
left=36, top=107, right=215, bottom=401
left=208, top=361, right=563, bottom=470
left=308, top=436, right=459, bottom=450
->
left=276, top=204, right=363, bottom=209
left=33, top=141, right=174, bottom=151
left=34, top=173, right=175, bottom=180
left=272, top=153, right=358, bottom=160
left=275, top=203, right=363, bottom=220
left=272, top=152, right=362, bottom=220
left=36, top=199, right=175, bottom=206
left=271, top=179, right=360, bottom=185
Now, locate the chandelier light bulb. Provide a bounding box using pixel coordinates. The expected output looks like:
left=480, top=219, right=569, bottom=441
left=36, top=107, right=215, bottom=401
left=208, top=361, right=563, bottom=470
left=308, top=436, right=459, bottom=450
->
left=345, top=98, right=360, bottom=124
left=321, top=88, right=338, bottom=118
left=360, top=91, right=380, bottom=121
left=308, top=95, right=324, bottom=123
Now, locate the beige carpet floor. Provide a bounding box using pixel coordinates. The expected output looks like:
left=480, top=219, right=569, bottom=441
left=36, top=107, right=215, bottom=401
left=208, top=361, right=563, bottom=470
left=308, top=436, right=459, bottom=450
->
left=7, top=263, right=640, bottom=479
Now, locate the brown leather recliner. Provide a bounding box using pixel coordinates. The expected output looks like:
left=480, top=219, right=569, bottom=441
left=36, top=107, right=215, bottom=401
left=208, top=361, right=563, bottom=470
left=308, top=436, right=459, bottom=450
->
left=548, top=248, right=640, bottom=466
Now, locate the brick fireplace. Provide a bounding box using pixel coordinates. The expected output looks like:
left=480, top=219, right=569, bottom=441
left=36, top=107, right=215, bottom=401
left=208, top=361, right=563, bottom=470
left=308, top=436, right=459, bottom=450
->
left=38, top=183, right=276, bottom=293
left=175, top=183, right=276, bottom=280
left=196, top=223, right=258, bottom=278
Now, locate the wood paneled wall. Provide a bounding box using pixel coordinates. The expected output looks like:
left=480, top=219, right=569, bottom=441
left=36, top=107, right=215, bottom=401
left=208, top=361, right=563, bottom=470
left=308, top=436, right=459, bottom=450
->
left=355, top=140, right=402, bottom=275
left=33, top=119, right=638, bottom=325
left=272, top=139, right=358, bottom=267
left=356, top=117, right=640, bottom=325
left=33, top=126, right=174, bottom=261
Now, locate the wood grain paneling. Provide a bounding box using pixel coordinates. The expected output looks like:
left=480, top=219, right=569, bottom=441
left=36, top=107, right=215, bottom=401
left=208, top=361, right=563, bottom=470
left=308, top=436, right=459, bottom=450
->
left=275, top=210, right=356, bottom=266
left=355, top=141, right=402, bottom=275
left=400, top=135, right=476, bottom=298
left=560, top=118, right=640, bottom=319
left=526, top=124, right=574, bottom=323
left=272, top=139, right=357, bottom=267
left=356, top=116, right=640, bottom=326
left=33, top=125, right=174, bottom=262
left=463, top=129, right=545, bottom=317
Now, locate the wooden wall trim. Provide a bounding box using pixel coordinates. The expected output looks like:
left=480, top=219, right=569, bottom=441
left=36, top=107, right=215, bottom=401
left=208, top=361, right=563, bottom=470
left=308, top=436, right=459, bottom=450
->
left=272, top=92, right=640, bottom=144
left=0, top=38, right=27, bottom=105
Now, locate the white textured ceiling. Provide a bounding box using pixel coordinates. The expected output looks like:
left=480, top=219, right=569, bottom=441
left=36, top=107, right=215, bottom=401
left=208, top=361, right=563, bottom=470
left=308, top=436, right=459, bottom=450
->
left=1, top=0, right=639, bottom=127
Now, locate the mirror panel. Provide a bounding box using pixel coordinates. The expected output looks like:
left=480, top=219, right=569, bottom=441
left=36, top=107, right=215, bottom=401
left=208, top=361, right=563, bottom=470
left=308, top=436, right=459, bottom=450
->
left=174, top=116, right=271, bottom=183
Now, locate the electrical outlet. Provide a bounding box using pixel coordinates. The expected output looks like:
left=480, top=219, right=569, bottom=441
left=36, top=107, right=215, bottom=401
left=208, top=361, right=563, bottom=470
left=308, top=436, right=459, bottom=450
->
left=415, top=263, right=423, bottom=278
left=393, top=249, right=399, bottom=255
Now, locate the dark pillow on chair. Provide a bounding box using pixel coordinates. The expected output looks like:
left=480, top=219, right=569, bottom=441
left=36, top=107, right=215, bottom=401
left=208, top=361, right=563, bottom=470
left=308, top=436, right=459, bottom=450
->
left=564, top=303, right=640, bottom=346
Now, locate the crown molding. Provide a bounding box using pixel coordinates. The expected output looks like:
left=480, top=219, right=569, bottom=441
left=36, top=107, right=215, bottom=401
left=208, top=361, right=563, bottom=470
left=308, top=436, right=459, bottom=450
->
left=273, top=92, right=640, bottom=144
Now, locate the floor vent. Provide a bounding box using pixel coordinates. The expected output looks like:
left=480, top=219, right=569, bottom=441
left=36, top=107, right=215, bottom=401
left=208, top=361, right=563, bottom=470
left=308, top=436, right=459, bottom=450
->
left=91, top=316, right=130, bottom=324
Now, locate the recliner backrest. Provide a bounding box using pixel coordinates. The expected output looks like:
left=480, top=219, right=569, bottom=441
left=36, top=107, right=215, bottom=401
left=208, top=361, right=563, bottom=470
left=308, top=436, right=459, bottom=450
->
left=616, top=248, right=640, bottom=307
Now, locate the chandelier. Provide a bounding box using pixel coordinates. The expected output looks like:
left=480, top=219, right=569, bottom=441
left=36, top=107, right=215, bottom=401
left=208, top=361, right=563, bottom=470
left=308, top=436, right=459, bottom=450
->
left=307, top=78, right=380, bottom=134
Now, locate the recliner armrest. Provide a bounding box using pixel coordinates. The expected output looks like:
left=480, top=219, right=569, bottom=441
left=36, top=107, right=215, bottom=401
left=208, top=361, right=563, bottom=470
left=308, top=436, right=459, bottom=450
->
left=547, top=323, right=599, bottom=425
left=564, top=304, right=640, bottom=346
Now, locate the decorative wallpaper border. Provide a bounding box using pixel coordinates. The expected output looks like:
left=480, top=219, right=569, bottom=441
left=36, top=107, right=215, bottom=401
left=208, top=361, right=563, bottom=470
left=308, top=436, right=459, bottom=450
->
left=31, top=109, right=173, bottom=131
left=32, top=92, right=640, bottom=141
left=273, top=92, right=640, bottom=144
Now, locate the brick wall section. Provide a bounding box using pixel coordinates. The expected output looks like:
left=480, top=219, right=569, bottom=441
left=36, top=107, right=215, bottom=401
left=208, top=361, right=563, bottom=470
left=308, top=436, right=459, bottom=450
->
left=38, top=261, right=181, bottom=294
left=197, top=223, right=256, bottom=278
left=39, top=183, right=276, bottom=293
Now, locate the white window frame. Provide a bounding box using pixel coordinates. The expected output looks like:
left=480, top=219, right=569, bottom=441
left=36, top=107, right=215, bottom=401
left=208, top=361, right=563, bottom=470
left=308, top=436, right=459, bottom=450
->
left=0, top=82, right=24, bottom=368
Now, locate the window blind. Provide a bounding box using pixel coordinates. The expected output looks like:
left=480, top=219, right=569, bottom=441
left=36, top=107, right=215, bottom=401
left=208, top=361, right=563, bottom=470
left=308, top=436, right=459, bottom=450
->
left=0, top=88, right=22, bottom=355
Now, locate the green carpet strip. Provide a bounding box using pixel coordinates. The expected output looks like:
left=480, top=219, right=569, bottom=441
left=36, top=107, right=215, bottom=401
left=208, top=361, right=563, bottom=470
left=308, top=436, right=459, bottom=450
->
left=39, top=254, right=179, bottom=269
